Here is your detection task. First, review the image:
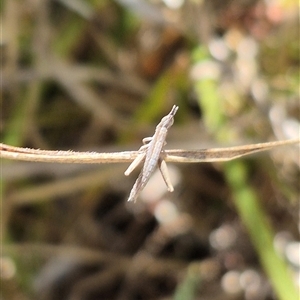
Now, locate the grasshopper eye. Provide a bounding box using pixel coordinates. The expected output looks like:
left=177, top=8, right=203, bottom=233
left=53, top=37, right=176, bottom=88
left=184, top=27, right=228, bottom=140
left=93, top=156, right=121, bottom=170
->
left=160, top=115, right=174, bottom=128
left=161, top=116, right=170, bottom=123
left=166, top=117, right=174, bottom=128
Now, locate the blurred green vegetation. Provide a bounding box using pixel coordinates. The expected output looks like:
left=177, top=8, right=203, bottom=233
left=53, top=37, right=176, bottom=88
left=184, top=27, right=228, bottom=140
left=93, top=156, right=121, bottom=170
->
left=2, top=1, right=299, bottom=300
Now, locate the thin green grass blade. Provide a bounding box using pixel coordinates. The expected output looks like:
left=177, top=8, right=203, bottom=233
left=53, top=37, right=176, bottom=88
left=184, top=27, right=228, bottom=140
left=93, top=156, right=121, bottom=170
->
left=192, top=44, right=298, bottom=300
left=225, top=160, right=299, bottom=300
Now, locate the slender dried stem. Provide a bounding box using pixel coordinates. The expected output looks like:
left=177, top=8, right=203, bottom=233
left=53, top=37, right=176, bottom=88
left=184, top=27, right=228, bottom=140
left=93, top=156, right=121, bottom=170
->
left=1, top=139, right=299, bottom=164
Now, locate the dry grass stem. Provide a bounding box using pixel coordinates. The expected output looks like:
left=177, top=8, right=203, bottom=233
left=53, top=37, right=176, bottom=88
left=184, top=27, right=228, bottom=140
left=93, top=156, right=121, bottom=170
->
left=1, top=139, right=299, bottom=164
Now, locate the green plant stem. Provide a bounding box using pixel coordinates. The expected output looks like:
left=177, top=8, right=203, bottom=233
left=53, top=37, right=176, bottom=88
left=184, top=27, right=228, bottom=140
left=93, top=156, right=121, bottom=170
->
left=225, top=160, right=299, bottom=300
